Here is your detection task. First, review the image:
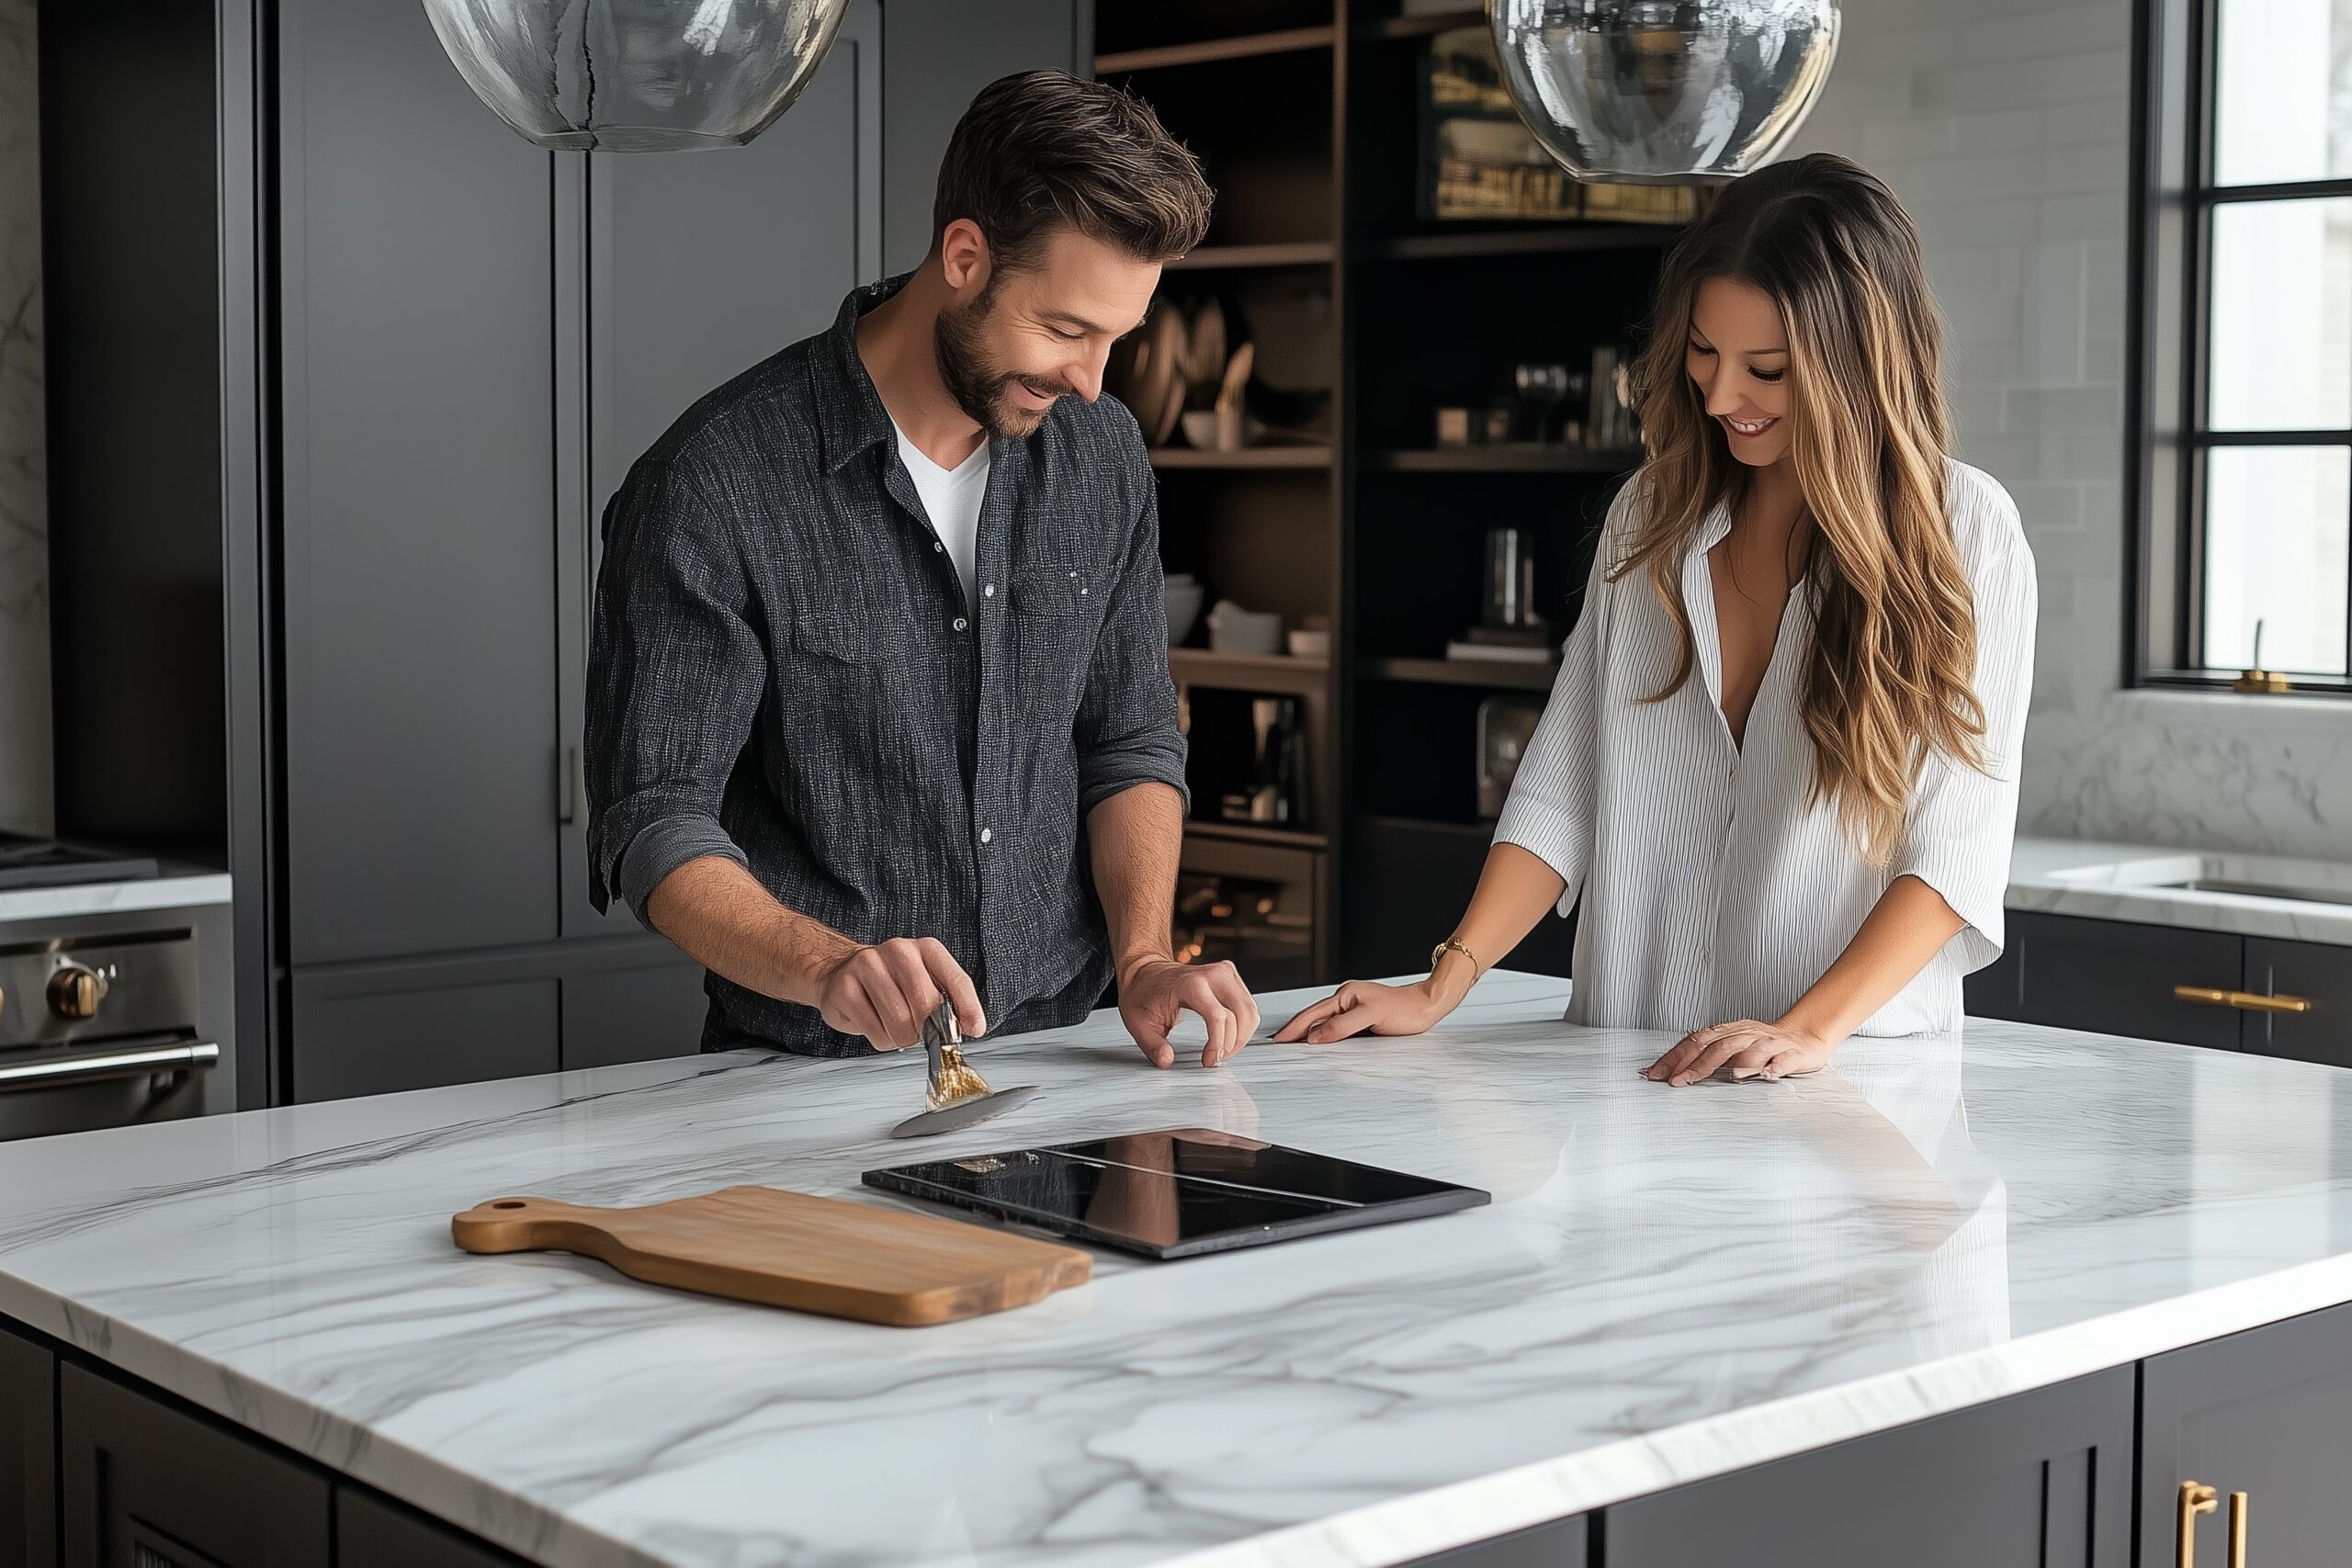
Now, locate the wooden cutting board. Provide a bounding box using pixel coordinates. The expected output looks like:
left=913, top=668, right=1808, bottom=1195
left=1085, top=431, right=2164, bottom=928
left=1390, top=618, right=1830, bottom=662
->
left=451, top=1186, right=1091, bottom=1327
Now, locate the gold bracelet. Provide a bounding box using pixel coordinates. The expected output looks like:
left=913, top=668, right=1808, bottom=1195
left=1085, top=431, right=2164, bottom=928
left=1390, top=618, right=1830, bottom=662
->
left=1429, top=938, right=1478, bottom=976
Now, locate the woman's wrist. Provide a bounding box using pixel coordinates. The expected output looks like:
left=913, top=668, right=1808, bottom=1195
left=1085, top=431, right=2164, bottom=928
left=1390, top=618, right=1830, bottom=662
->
left=1423, top=946, right=1479, bottom=1011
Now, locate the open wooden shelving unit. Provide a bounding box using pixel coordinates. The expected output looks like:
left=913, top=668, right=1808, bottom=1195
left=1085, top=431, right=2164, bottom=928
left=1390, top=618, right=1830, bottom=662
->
left=1095, top=0, right=1683, bottom=985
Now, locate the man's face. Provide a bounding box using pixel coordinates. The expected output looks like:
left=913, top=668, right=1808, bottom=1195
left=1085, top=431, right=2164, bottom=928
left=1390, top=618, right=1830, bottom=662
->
left=933, top=224, right=1160, bottom=438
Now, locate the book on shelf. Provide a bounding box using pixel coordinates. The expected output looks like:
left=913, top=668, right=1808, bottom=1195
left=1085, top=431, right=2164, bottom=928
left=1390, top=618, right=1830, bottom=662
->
left=1445, top=640, right=1556, bottom=665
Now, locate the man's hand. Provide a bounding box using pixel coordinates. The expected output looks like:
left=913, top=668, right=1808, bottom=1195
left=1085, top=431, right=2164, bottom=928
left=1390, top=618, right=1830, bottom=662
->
left=817, top=936, right=987, bottom=1052
left=1118, top=957, right=1260, bottom=1069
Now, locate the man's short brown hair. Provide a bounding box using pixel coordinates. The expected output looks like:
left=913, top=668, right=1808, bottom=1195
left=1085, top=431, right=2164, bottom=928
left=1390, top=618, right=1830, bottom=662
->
left=932, top=71, right=1214, bottom=272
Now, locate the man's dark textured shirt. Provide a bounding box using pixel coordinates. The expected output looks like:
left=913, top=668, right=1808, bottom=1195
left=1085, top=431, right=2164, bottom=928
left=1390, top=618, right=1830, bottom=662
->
left=585, top=275, right=1186, bottom=1055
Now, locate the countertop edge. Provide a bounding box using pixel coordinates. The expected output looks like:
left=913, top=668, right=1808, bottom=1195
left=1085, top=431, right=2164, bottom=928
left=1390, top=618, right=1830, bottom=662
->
left=2006, top=837, right=2352, bottom=948
left=10, top=1246, right=2351, bottom=1568
left=0, top=872, right=234, bottom=925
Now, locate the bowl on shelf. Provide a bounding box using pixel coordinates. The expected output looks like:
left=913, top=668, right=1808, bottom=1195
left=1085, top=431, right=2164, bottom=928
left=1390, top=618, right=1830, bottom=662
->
left=1206, top=600, right=1283, bottom=657
left=1286, top=626, right=1329, bottom=659
left=1164, top=575, right=1205, bottom=646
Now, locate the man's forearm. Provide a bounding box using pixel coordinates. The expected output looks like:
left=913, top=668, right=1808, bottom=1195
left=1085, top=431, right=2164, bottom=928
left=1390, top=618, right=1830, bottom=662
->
left=1084, top=782, right=1185, bottom=986
left=644, top=855, right=858, bottom=1008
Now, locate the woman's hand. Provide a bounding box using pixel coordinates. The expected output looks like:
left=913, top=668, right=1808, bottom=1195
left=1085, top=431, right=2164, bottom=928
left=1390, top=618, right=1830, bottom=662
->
left=1643, top=1019, right=1838, bottom=1085
left=1272, top=979, right=1451, bottom=1045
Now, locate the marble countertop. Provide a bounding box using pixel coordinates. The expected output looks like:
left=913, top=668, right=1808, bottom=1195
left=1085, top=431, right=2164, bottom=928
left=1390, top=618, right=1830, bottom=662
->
left=0, top=868, right=232, bottom=926
left=2010, top=835, right=2352, bottom=946
left=5, top=971, right=2352, bottom=1568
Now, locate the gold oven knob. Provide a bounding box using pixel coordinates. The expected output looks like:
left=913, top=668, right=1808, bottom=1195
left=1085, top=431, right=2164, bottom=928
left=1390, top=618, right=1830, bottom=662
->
left=48, top=964, right=108, bottom=1022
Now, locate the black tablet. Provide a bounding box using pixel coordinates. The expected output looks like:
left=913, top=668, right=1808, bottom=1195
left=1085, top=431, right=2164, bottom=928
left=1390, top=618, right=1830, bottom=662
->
left=862, top=1128, right=1490, bottom=1259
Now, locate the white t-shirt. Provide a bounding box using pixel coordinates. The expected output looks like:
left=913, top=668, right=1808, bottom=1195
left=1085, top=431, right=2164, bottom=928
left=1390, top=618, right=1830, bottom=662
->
left=893, top=424, right=990, bottom=607
left=1493, top=457, right=2037, bottom=1036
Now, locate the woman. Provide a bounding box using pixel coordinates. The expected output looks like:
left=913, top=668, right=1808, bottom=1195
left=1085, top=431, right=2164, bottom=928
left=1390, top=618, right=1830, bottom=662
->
left=1276, top=153, right=2034, bottom=1084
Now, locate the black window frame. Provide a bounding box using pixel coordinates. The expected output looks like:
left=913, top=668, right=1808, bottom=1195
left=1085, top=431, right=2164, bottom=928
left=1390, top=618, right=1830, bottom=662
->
left=2129, top=0, right=2352, bottom=694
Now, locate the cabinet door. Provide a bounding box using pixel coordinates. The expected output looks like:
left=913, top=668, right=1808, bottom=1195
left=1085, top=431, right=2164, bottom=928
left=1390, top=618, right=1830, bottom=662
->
left=2240, top=937, right=2352, bottom=1066
left=553, top=3, right=882, bottom=939
left=2139, top=1303, right=2352, bottom=1568
left=337, top=1488, right=526, bottom=1568
left=1963, top=933, right=2024, bottom=1020
left=1606, top=1367, right=2132, bottom=1568
left=61, top=1362, right=330, bottom=1567
left=2014, top=912, right=2245, bottom=1049
left=279, top=0, right=560, bottom=964
left=561, top=953, right=710, bottom=1069
left=290, top=969, right=559, bottom=1102
left=0, top=1319, right=55, bottom=1568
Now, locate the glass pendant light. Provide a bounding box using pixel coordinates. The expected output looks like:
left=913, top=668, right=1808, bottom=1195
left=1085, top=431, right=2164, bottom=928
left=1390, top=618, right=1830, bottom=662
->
left=1491, top=0, right=1841, bottom=184
left=421, top=0, right=852, bottom=152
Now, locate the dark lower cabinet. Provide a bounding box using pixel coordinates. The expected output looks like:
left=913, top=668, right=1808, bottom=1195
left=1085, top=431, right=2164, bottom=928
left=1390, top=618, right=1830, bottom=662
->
left=2240, top=937, right=2352, bottom=1067
left=560, top=957, right=710, bottom=1069
left=1978, top=914, right=2352, bottom=1064
left=290, top=971, right=560, bottom=1103
left=1410, top=1517, right=1588, bottom=1566
left=336, top=1489, right=528, bottom=1568
left=2013, top=913, right=2245, bottom=1050
left=1604, top=1367, right=2133, bottom=1568
left=2138, top=1301, right=2352, bottom=1568
left=1, top=1319, right=56, bottom=1567
left=61, top=1361, right=330, bottom=1567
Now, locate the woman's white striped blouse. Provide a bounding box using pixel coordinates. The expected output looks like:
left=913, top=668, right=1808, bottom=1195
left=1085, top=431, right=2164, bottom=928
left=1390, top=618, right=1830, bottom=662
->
left=1492, top=457, right=2037, bottom=1037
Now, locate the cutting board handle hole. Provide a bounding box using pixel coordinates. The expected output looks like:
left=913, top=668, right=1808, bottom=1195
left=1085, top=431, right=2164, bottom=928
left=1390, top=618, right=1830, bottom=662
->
left=491, top=1201, right=526, bottom=1210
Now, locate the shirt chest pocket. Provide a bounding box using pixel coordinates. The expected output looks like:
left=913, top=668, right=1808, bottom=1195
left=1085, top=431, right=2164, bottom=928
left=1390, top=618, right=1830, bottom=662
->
left=786, top=607, right=868, bottom=666
left=1009, top=565, right=1104, bottom=705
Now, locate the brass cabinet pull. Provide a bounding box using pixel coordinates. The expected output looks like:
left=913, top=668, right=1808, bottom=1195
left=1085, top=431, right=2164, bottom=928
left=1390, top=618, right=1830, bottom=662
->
left=2180, top=1481, right=2218, bottom=1568
left=2230, top=1490, right=2248, bottom=1568
left=2172, top=986, right=2316, bottom=1014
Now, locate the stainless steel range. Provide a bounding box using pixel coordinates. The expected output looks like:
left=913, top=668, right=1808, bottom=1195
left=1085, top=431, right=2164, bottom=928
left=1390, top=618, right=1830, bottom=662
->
left=0, top=848, right=235, bottom=1141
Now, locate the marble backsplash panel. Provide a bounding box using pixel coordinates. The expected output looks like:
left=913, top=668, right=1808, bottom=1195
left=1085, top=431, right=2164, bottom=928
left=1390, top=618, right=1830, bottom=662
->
left=0, top=0, right=50, bottom=837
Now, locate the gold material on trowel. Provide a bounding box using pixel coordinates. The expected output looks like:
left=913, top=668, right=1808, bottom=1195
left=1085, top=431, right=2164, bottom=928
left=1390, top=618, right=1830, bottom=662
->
left=887, top=1003, right=1043, bottom=1139
left=925, top=1025, right=993, bottom=1111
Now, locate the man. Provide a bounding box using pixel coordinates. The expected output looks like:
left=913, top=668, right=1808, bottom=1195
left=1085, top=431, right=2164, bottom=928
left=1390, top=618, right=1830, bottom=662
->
left=585, top=71, right=1260, bottom=1067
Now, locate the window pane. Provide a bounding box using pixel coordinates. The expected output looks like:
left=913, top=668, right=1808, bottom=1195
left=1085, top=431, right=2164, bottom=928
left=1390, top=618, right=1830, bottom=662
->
left=2206, top=198, right=2352, bottom=431
left=2201, top=446, right=2349, bottom=676
left=2213, top=0, right=2352, bottom=185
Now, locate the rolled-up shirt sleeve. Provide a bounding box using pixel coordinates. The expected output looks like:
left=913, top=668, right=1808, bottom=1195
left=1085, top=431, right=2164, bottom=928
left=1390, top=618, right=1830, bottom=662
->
left=1074, top=458, right=1189, bottom=817
left=1492, top=492, right=1623, bottom=917
left=585, top=457, right=766, bottom=925
left=1894, top=524, right=2038, bottom=974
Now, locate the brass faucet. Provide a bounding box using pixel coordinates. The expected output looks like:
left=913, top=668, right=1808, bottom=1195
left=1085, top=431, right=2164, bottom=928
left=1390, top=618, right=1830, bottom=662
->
left=2231, top=619, right=2290, bottom=694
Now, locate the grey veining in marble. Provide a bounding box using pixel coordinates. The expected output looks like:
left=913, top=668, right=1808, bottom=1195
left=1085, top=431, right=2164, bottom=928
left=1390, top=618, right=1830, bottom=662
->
left=0, top=0, right=51, bottom=837
left=3, top=972, right=2352, bottom=1568
left=2011, top=834, right=2352, bottom=946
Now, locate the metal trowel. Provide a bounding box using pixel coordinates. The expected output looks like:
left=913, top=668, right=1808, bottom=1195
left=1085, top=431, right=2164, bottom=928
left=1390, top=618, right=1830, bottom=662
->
left=888, top=1002, right=1041, bottom=1139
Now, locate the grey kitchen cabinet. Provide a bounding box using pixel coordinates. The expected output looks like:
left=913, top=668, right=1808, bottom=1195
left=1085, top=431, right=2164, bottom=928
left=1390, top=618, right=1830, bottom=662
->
left=2138, top=1303, right=2352, bottom=1568
left=561, top=951, right=712, bottom=1068
left=1604, top=1366, right=2133, bottom=1568
left=277, top=0, right=560, bottom=966
left=555, top=1, right=885, bottom=940
left=2239, top=937, right=2351, bottom=1066
left=0, top=1318, right=55, bottom=1567
left=289, top=965, right=560, bottom=1103
left=271, top=0, right=1083, bottom=1093
left=336, top=1489, right=529, bottom=1568
left=2009, top=912, right=2246, bottom=1050
left=61, top=1360, right=331, bottom=1567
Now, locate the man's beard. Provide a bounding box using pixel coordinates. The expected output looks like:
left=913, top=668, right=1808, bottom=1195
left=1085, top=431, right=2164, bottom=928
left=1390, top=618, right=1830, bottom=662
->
left=933, top=287, right=1066, bottom=438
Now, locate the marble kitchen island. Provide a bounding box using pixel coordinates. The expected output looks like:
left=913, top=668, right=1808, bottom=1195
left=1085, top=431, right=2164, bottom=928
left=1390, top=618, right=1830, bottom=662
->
left=6, top=970, right=2352, bottom=1567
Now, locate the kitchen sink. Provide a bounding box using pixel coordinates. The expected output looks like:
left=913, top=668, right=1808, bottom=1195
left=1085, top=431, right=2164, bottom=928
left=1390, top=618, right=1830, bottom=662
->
left=2047, top=852, right=2352, bottom=910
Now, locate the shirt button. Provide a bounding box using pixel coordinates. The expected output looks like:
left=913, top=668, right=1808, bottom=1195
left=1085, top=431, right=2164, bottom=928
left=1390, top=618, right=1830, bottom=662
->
left=953, top=616, right=968, bottom=632
left=983, top=583, right=996, bottom=598
left=979, top=827, right=993, bottom=844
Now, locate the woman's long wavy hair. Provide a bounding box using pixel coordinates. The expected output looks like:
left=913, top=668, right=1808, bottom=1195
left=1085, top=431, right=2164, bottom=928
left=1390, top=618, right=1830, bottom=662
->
left=1618, top=152, right=1986, bottom=865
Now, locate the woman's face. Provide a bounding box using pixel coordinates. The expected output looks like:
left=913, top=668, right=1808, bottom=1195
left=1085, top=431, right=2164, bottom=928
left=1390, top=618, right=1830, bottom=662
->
left=1686, top=276, right=1793, bottom=468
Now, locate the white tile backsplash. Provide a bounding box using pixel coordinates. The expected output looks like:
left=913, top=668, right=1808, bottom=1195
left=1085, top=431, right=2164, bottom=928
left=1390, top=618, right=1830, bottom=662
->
left=1793, top=0, right=2350, bottom=861
left=0, top=0, right=50, bottom=837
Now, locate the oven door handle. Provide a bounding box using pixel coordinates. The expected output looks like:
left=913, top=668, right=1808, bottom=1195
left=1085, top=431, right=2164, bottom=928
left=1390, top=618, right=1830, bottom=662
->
left=0, top=1041, right=220, bottom=1092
